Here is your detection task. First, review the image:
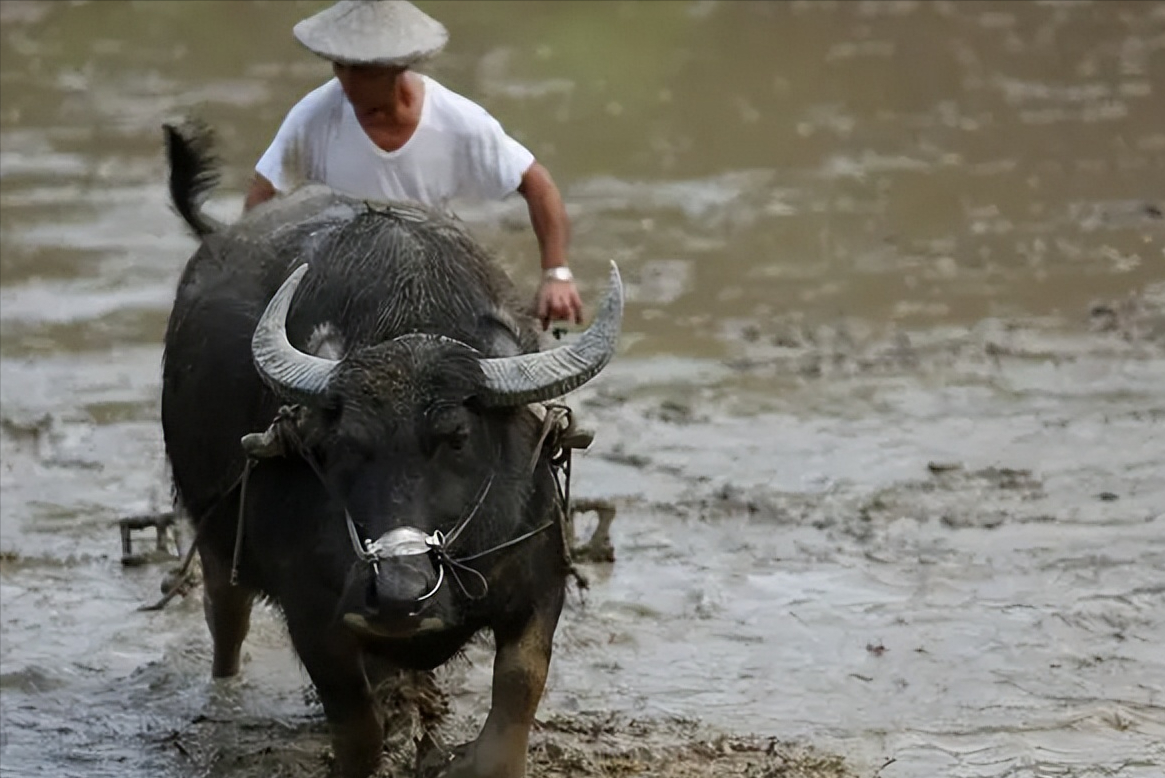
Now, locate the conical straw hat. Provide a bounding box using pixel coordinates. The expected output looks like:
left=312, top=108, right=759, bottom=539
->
left=293, top=0, right=448, bottom=67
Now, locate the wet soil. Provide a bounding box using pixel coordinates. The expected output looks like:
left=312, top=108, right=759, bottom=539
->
left=3, top=2, right=1165, bottom=777
left=3, top=287, right=1162, bottom=777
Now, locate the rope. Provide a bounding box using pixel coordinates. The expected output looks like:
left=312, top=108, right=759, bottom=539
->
left=229, top=457, right=256, bottom=586
left=448, top=520, right=555, bottom=564
left=135, top=464, right=249, bottom=611
left=224, top=402, right=580, bottom=601
left=136, top=527, right=202, bottom=612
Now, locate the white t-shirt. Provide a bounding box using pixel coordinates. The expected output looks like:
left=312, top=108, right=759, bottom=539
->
left=255, top=75, right=536, bottom=208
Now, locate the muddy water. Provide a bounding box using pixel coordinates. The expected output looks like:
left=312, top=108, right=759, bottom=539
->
left=1, top=1, right=1163, bottom=777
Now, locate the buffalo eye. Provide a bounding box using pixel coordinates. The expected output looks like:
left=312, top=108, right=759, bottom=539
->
left=442, top=422, right=469, bottom=452
left=429, top=407, right=471, bottom=453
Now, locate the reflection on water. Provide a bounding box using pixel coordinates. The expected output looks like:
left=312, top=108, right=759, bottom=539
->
left=1, top=2, right=1163, bottom=777
left=2, top=1, right=1161, bottom=356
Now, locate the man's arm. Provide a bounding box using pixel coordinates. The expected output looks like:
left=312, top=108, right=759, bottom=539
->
left=243, top=172, right=277, bottom=213
left=518, top=162, right=583, bottom=328
left=247, top=91, right=317, bottom=214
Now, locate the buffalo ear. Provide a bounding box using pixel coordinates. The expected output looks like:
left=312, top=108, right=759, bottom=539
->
left=477, top=310, right=527, bottom=358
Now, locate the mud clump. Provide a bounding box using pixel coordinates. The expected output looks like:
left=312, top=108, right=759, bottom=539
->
left=721, top=281, right=1165, bottom=384
left=525, top=714, right=855, bottom=778
left=857, top=465, right=1052, bottom=531
left=1088, top=282, right=1165, bottom=347
left=676, top=463, right=1055, bottom=540
left=166, top=686, right=857, bottom=778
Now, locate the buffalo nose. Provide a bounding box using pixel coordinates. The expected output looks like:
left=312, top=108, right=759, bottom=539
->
left=368, top=555, right=439, bottom=616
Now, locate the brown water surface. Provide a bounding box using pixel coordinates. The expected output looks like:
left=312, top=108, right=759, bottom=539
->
left=1, top=2, right=1163, bottom=777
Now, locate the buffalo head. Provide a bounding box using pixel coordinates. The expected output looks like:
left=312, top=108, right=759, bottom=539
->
left=245, top=261, right=623, bottom=638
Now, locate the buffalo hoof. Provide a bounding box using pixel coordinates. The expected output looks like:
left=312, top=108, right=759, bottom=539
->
left=431, top=748, right=478, bottom=778
left=329, top=751, right=390, bottom=778
left=415, top=741, right=456, bottom=778
left=421, top=740, right=522, bottom=778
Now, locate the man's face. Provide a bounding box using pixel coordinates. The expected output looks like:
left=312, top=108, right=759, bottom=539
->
left=332, top=62, right=405, bottom=105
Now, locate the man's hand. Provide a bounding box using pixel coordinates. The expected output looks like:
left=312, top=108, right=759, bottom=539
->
left=537, top=278, right=584, bottom=330
left=243, top=172, right=277, bottom=212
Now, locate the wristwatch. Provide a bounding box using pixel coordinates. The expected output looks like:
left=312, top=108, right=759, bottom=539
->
left=542, top=266, right=574, bottom=283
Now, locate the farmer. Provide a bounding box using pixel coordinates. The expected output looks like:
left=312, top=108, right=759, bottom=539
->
left=244, top=0, right=582, bottom=329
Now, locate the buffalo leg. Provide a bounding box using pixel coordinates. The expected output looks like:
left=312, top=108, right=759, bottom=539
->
left=199, top=544, right=255, bottom=678
left=285, top=613, right=384, bottom=777
left=443, top=601, right=562, bottom=778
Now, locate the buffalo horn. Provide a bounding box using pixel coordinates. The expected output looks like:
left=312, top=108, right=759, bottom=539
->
left=251, top=264, right=339, bottom=401
left=478, top=261, right=623, bottom=406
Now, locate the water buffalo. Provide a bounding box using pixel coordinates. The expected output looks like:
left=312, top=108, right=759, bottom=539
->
left=159, top=121, right=622, bottom=777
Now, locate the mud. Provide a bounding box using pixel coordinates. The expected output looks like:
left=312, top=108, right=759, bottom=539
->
left=3, top=2, right=1165, bottom=778
left=163, top=690, right=855, bottom=778
left=3, top=287, right=1161, bottom=778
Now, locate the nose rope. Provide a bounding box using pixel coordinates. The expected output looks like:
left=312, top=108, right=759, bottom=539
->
left=441, top=475, right=494, bottom=548
left=340, top=470, right=556, bottom=601
left=298, top=432, right=543, bottom=601
left=343, top=475, right=496, bottom=602
left=230, top=408, right=560, bottom=603
left=410, top=559, right=446, bottom=602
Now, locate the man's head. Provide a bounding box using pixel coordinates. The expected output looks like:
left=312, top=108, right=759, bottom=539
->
left=293, top=0, right=448, bottom=68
